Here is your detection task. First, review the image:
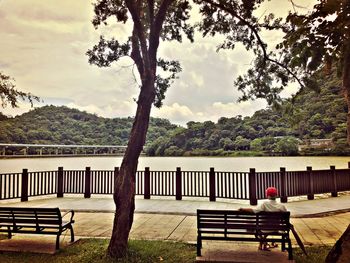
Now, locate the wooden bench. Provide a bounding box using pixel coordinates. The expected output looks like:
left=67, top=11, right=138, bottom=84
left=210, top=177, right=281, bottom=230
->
left=197, top=209, right=293, bottom=260
left=0, top=207, right=75, bottom=250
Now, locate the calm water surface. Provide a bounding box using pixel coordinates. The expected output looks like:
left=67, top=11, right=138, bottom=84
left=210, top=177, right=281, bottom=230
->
left=0, top=156, right=350, bottom=173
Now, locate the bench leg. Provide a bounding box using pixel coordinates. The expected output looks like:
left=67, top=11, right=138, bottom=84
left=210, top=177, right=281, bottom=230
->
left=70, top=225, right=75, bottom=243
left=56, top=234, right=60, bottom=250
left=197, top=236, right=202, bottom=256
left=281, top=236, right=286, bottom=251
left=287, top=239, right=293, bottom=260
left=7, top=227, right=11, bottom=239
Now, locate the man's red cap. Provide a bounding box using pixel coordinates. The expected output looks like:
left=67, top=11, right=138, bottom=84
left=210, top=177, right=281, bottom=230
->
left=266, top=187, right=278, bottom=197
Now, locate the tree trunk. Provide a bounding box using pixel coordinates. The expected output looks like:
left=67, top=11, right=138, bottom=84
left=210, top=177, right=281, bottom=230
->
left=107, top=78, right=155, bottom=258
left=343, top=40, right=350, bottom=145
left=325, top=224, right=350, bottom=263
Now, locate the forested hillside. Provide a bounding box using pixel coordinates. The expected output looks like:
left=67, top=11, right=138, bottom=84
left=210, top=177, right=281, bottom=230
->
left=146, top=69, right=349, bottom=156
left=0, top=105, right=177, bottom=146
left=0, top=69, right=348, bottom=156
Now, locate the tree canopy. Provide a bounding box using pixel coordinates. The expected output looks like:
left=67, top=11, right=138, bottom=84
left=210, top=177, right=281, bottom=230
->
left=231, top=0, right=350, bottom=142
left=86, top=0, right=194, bottom=108
left=0, top=105, right=177, bottom=146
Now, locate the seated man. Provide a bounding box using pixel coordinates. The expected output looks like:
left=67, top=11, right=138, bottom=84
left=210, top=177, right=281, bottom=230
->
left=239, top=186, right=287, bottom=250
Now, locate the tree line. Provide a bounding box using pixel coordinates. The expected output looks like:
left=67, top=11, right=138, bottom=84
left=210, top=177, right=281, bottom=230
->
left=146, top=68, right=348, bottom=156
left=0, top=105, right=176, bottom=147
left=1, top=68, right=348, bottom=156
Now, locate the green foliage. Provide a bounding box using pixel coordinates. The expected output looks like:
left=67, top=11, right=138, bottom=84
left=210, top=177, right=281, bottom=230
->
left=0, top=72, right=39, bottom=108
left=194, top=0, right=289, bottom=104
left=275, top=136, right=299, bottom=155
left=250, top=137, right=276, bottom=152
left=204, top=0, right=350, bottom=131
left=282, top=0, right=349, bottom=76
left=0, top=112, right=8, bottom=121
left=164, top=146, right=185, bottom=156
left=234, top=136, right=251, bottom=150
left=0, top=105, right=177, bottom=146
left=145, top=69, right=349, bottom=156
left=87, top=0, right=194, bottom=108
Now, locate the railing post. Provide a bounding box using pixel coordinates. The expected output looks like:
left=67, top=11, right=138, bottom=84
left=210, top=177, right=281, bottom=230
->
left=57, top=167, right=64, bottom=198
left=84, top=167, right=91, bottom=198
left=21, top=169, right=28, bottom=202
left=331, top=165, right=338, bottom=197
left=209, top=167, right=216, bottom=202
left=176, top=167, right=182, bottom=200
left=144, top=167, right=150, bottom=199
left=249, top=168, right=257, bottom=205
left=307, top=166, right=314, bottom=200
left=280, top=167, right=287, bottom=203
left=348, top=162, right=350, bottom=188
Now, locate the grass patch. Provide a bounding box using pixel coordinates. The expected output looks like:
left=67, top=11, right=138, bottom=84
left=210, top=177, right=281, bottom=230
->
left=294, top=245, right=332, bottom=263
left=0, top=239, right=333, bottom=263
left=0, top=239, right=196, bottom=263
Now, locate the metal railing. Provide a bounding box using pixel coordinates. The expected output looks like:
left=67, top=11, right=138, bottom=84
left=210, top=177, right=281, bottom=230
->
left=1, top=163, right=350, bottom=205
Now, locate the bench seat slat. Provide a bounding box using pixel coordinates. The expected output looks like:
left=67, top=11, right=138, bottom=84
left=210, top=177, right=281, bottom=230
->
left=0, top=220, right=60, bottom=225
left=200, top=230, right=288, bottom=235
left=199, top=224, right=257, bottom=229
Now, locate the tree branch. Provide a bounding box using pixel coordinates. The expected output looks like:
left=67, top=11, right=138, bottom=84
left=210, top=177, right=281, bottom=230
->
left=125, top=0, right=151, bottom=72
left=148, top=0, right=154, bottom=23
left=130, top=27, right=144, bottom=78
left=154, top=0, right=173, bottom=36
left=149, top=0, right=174, bottom=65
left=201, top=0, right=305, bottom=88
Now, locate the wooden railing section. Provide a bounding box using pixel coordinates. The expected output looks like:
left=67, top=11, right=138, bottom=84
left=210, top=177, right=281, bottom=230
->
left=1, top=162, right=350, bottom=205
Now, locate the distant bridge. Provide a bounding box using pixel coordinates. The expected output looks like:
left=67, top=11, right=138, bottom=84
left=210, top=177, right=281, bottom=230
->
left=0, top=143, right=128, bottom=157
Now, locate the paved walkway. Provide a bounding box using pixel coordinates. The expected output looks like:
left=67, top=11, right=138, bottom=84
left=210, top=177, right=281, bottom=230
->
left=1, top=194, right=350, bottom=262
left=2, top=192, right=350, bottom=217
left=69, top=210, right=350, bottom=246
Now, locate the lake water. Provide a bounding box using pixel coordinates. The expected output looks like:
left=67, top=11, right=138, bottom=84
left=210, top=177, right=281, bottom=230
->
left=0, top=156, right=350, bottom=173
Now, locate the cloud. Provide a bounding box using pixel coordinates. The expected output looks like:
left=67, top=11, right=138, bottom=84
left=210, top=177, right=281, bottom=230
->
left=159, top=41, right=247, bottom=109
left=0, top=0, right=316, bottom=126
left=189, top=71, right=205, bottom=88
left=152, top=103, right=195, bottom=125
left=66, top=100, right=136, bottom=119
left=152, top=100, right=267, bottom=126
left=1, top=102, right=33, bottom=118
left=211, top=100, right=267, bottom=118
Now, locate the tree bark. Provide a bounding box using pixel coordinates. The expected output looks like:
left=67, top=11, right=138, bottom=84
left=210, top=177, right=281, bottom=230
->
left=107, top=77, right=155, bottom=258
left=342, top=40, right=350, bottom=145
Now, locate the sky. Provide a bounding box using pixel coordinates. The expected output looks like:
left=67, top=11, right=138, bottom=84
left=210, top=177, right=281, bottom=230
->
left=0, top=0, right=316, bottom=126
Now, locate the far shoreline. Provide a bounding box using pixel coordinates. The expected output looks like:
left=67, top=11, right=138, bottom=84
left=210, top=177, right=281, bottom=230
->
left=0, top=153, right=348, bottom=159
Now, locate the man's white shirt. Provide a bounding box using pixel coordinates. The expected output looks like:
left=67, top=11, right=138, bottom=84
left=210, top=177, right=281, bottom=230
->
left=253, top=199, right=287, bottom=213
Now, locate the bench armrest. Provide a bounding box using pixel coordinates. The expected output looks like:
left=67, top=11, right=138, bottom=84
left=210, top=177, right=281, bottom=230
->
left=62, top=210, right=75, bottom=223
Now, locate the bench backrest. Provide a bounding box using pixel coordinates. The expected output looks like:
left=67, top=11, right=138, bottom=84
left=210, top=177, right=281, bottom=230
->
left=0, top=207, right=62, bottom=229
left=197, top=209, right=290, bottom=232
